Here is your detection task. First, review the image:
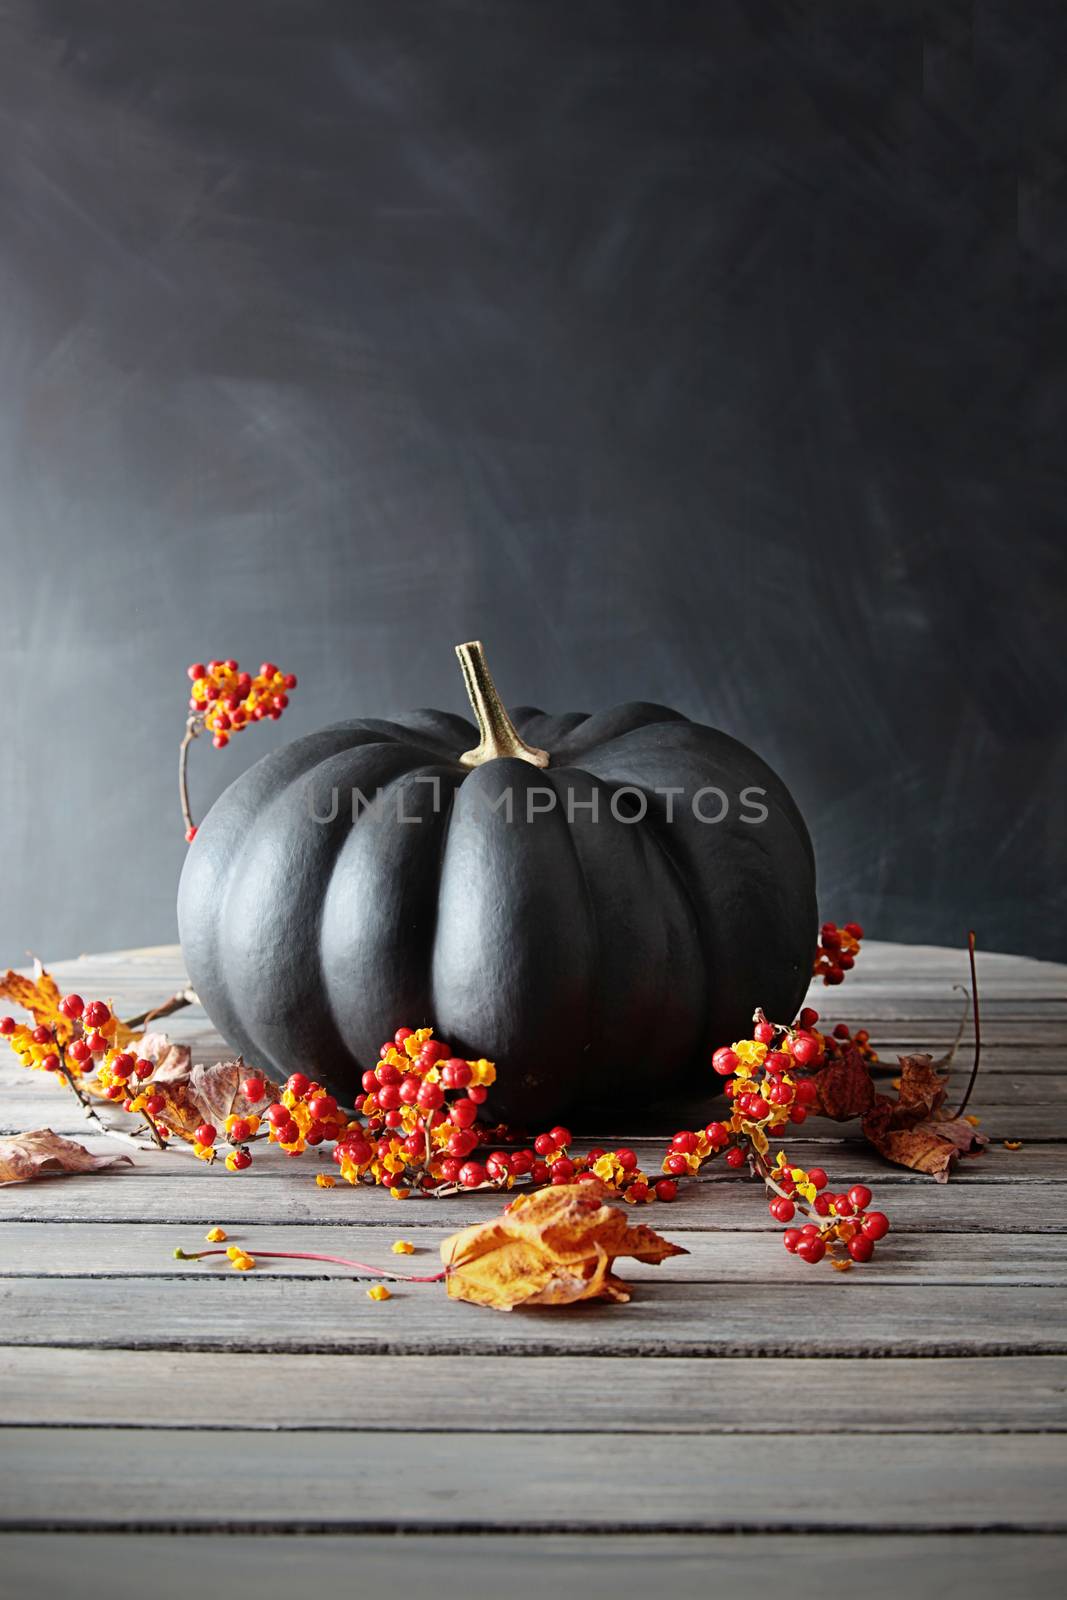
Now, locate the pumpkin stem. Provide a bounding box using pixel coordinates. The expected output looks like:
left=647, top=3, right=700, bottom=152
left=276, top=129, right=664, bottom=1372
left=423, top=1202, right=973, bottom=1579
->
left=455, top=641, right=549, bottom=769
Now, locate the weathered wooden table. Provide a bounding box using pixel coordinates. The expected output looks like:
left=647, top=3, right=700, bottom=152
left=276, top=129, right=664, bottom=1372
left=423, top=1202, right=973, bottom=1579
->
left=0, top=940, right=1064, bottom=1596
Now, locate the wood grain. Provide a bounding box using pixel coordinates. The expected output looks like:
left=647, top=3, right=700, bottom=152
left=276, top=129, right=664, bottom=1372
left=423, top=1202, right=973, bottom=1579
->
left=1, top=936, right=1064, bottom=1578
left=3, top=1276, right=1065, bottom=1357
left=2, top=1427, right=1066, bottom=1531
left=3, top=1347, right=1064, bottom=1433
left=1, top=1532, right=1063, bottom=1600
left=0, top=1221, right=1062, bottom=1285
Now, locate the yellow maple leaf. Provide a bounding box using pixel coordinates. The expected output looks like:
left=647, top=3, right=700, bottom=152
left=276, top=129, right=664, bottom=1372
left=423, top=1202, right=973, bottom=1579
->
left=0, top=964, right=73, bottom=1041
left=440, top=1181, right=687, bottom=1311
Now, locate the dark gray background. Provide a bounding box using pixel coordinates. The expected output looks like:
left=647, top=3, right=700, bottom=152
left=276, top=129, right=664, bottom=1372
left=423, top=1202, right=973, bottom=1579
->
left=1, top=0, right=1063, bottom=968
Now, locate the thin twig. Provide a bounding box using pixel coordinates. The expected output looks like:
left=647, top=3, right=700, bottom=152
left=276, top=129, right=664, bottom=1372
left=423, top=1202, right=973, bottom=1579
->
left=933, top=996, right=971, bottom=1071
left=952, top=930, right=982, bottom=1119
left=55, top=1064, right=156, bottom=1152
left=123, top=989, right=199, bottom=1030
left=178, top=716, right=199, bottom=835
left=177, top=1246, right=446, bottom=1282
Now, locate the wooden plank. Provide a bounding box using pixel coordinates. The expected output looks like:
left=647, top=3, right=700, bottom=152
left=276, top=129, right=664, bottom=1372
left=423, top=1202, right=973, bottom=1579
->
left=0, top=1532, right=1063, bottom=1600
left=1, top=1166, right=1060, bottom=1232
left=1, top=1221, right=1063, bottom=1285
left=1, top=1427, right=1064, bottom=1531
left=2, top=1276, right=1065, bottom=1356
left=2, top=1346, right=1063, bottom=1433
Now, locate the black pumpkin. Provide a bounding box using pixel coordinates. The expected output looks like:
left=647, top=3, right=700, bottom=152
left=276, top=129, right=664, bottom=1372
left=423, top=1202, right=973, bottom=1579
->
left=178, top=643, right=816, bottom=1124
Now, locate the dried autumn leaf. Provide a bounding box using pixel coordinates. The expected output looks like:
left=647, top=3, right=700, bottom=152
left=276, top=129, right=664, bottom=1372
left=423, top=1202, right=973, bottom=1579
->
left=887, top=1053, right=948, bottom=1122
left=440, top=1181, right=687, bottom=1311
left=114, top=1032, right=201, bottom=1136
left=812, top=1045, right=877, bottom=1121
left=0, top=963, right=72, bottom=1041
left=0, top=1128, right=132, bottom=1185
left=862, top=1053, right=988, bottom=1182
left=0, top=962, right=142, bottom=1052
left=185, top=1058, right=279, bottom=1124
left=137, top=1032, right=192, bottom=1084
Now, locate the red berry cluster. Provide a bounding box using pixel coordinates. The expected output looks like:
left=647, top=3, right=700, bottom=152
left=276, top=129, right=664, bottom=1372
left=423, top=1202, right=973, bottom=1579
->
left=441, top=1132, right=679, bottom=1204
left=780, top=1176, right=890, bottom=1265
left=651, top=1003, right=891, bottom=1267
left=1, top=993, right=182, bottom=1147
left=186, top=659, right=297, bottom=747
left=325, top=1027, right=500, bottom=1195
left=814, top=921, right=863, bottom=985
left=182, top=658, right=297, bottom=841
left=326, top=1031, right=677, bottom=1201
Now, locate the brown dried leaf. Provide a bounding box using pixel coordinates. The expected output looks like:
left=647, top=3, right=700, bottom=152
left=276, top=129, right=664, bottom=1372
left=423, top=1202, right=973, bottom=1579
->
left=185, top=1059, right=278, bottom=1124
left=890, top=1054, right=949, bottom=1123
left=137, top=1032, right=192, bottom=1084
left=862, top=1053, right=988, bottom=1181
left=127, top=1048, right=277, bottom=1141
left=812, top=1045, right=877, bottom=1121
left=440, top=1181, right=687, bottom=1311
left=0, top=1128, right=132, bottom=1185
left=120, top=1032, right=201, bottom=1136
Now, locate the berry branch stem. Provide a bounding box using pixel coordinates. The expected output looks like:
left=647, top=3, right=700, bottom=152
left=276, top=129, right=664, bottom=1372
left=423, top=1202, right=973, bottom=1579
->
left=176, top=1246, right=447, bottom=1282
left=178, top=717, right=198, bottom=837
left=52, top=1027, right=168, bottom=1154
left=54, top=1059, right=156, bottom=1153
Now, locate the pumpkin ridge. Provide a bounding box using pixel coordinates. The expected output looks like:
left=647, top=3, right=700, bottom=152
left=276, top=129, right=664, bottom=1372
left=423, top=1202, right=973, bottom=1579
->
left=344, top=715, right=473, bottom=765
left=618, top=780, right=712, bottom=1067
left=236, top=745, right=415, bottom=1079
left=217, top=741, right=435, bottom=1084
left=541, top=766, right=703, bottom=1106
left=179, top=724, right=389, bottom=1064
left=425, top=774, right=461, bottom=1042
left=320, top=760, right=464, bottom=1070
left=543, top=766, right=602, bottom=1084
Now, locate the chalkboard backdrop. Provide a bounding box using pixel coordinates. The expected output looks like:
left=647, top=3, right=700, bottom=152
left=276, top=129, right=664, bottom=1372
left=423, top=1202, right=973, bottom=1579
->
left=1, top=0, right=1063, bottom=970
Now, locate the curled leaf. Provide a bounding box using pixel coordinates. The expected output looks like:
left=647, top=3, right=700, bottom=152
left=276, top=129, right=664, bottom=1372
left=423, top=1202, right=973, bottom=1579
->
left=185, top=1058, right=278, bottom=1124
left=812, top=1045, right=877, bottom=1120
left=137, top=1032, right=192, bottom=1084
left=862, top=1053, right=988, bottom=1181
left=0, top=1128, right=132, bottom=1185
left=440, top=1181, right=687, bottom=1311
left=125, top=1049, right=277, bottom=1143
